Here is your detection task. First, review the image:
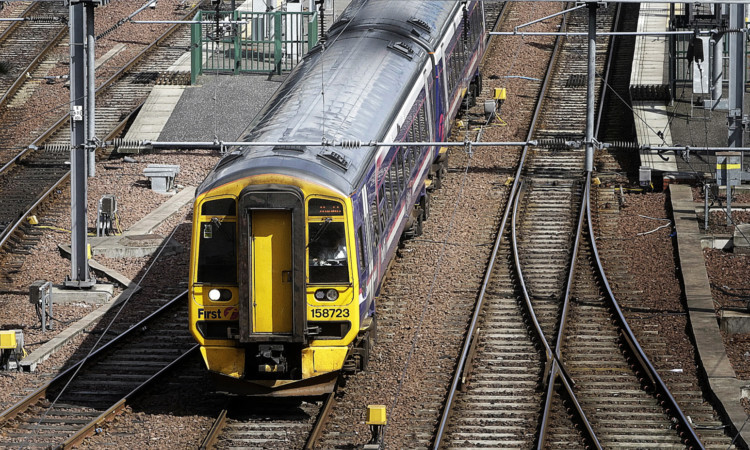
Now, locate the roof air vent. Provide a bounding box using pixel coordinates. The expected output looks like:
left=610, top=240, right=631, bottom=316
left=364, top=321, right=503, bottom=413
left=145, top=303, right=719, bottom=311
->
left=272, top=145, right=305, bottom=153
left=388, top=41, right=414, bottom=60
left=317, top=150, right=350, bottom=171
left=407, top=18, right=431, bottom=33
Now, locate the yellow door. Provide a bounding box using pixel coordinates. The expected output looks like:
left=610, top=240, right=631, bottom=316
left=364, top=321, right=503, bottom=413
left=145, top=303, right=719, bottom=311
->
left=251, top=210, right=293, bottom=333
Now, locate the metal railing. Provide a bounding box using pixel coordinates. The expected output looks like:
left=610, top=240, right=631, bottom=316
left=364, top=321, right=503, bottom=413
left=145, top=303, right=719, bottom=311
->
left=191, top=9, right=318, bottom=83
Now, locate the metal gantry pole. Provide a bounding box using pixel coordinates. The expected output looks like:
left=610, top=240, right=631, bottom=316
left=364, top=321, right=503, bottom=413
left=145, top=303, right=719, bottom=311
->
left=66, top=2, right=92, bottom=287
left=711, top=31, right=723, bottom=109
left=728, top=3, right=744, bottom=148
left=86, top=1, right=96, bottom=178
left=585, top=2, right=597, bottom=173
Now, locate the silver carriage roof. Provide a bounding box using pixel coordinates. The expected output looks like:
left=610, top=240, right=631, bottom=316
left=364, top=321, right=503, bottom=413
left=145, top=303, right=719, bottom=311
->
left=197, top=0, right=461, bottom=197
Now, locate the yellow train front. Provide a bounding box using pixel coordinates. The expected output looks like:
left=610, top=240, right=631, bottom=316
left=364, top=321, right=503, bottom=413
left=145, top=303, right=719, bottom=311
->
left=190, top=176, right=365, bottom=396
left=188, top=0, right=486, bottom=396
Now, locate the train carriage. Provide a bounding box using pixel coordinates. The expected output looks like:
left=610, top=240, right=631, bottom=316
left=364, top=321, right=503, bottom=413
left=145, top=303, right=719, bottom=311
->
left=189, top=0, right=486, bottom=396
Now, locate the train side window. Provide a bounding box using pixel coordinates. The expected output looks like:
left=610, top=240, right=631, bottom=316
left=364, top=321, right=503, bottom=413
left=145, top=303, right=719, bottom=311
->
left=197, top=220, right=237, bottom=283
left=308, top=222, right=349, bottom=284
left=383, top=170, right=392, bottom=213
left=370, top=198, right=379, bottom=241
left=419, top=107, right=428, bottom=140
left=357, top=226, right=366, bottom=272
left=397, top=150, right=406, bottom=191
left=389, top=164, right=399, bottom=208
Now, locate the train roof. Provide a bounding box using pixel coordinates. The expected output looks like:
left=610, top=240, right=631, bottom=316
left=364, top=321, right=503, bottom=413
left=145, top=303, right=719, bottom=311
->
left=197, top=1, right=462, bottom=197
left=330, top=0, right=460, bottom=48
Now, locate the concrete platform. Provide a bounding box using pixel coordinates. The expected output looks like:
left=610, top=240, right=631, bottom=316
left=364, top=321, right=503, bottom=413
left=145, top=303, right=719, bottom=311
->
left=631, top=3, right=677, bottom=173
left=670, top=184, right=749, bottom=447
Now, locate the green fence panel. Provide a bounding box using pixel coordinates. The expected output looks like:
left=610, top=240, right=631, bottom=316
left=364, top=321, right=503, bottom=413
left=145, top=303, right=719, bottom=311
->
left=190, top=11, right=202, bottom=85
left=190, top=9, right=318, bottom=78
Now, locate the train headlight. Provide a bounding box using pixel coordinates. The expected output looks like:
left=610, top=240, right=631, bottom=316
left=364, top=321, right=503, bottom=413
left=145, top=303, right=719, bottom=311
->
left=314, top=289, right=339, bottom=301
left=208, top=289, right=221, bottom=301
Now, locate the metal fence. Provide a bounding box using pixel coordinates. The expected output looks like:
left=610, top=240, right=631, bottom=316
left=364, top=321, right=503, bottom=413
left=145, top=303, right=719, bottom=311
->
left=672, top=32, right=749, bottom=86
left=191, top=9, right=318, bottom=83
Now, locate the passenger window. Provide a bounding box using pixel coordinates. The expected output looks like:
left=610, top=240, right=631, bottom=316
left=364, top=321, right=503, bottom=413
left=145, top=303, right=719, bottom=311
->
left=370, top=198, right=379, bottom=241
left=397, top=151, right=406, bottom=191
left=308, top=222, right=349, bottom=284
left=389, top=165, right=398, bottom=207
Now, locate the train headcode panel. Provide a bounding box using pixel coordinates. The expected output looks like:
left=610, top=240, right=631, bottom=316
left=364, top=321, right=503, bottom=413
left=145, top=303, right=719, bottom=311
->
left=309, top=199, right=344, bottom=216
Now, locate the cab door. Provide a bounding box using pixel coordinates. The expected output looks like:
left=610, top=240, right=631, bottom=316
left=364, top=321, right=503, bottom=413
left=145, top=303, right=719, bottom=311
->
left=250, top=210, right=293, bottom=334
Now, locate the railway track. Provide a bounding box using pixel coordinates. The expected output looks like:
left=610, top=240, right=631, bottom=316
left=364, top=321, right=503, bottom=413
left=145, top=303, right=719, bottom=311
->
left=0, top=292, right=197, bottom=448
left=0, top=1, right=67, bottom=114
left=436, top=3, right=732, bottom=448
left=199, top=393, right=333, bottom=449
left=0, top=9, right=195, bottom=268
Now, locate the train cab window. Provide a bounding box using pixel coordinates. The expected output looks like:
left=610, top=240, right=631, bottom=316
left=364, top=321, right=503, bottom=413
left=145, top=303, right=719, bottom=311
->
left=197, top=219, right=237, bottom=283
left=308, top=222, right=349, bottom=284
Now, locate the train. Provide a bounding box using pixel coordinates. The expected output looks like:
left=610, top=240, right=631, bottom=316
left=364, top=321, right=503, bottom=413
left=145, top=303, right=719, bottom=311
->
left=189, top=0, right=487, bottom=396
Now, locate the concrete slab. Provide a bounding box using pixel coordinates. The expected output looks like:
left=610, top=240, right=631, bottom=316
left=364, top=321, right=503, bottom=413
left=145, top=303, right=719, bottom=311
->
left=720, top=310, right=750, bottom=334
left=123, top=86, right=186, bottom=143
left=51, top=283, right=114, bottom=305
left=89, top=234, right=182, bottom=258
left=83, top=186, right=194, bottom=258
left=670, top=184, right=750, bottom=446
left=126, top=186, right=194, bottom=235
left=95, top=43, right=126, bottom=70
left=58, top=244, right=137, bottom=289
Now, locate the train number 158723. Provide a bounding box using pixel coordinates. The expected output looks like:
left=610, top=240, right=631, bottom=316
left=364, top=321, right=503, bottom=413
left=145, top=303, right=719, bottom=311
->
left=311, top=308, right=349, bottom=319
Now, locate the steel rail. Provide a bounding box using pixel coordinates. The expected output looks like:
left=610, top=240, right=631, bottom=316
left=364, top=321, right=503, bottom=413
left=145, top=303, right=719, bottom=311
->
left=584, top=184, right=704, bottom=449
left=533, top=173, right=600, bottom=449
left=0, top=20, right=67, bottom=112
left=588, top=5, right=704, bottom=447
left=59, top=344, right=200, bottom=449
left=432, top=3, right=567, bottom=447
left=0, top=101, right=142, bottom=254
left=0, top=290, right=187, bottom=426
left=0, top=1, right=34, bottom=42
left=511, top=178, right=601, bottom=449
left=304, top=391, right=336, bottom=449
left=198, top=407, right=229, bottom=450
